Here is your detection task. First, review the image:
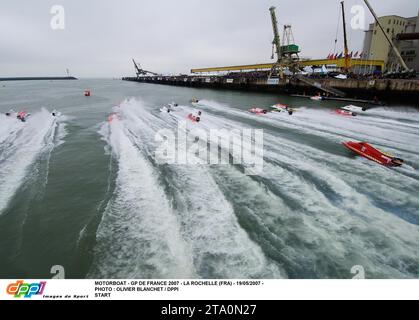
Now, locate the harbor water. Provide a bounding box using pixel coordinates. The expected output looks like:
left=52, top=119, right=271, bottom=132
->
left=0, top=79, right=418, bottom=279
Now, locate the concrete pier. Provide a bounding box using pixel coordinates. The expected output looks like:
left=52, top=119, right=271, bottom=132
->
left=123, top=76, right=419, bottom=104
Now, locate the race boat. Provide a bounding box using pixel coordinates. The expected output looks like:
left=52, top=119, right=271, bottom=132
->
left=334, top=109, right=357, bottom=117
left=249, top=108, right=268, bottom=115
left=17, top=111, right=31, bottom=122
left=191, top=98, right=201, bottom=108
left=160, top=106, right=173, bottom=113
left=271, top=103, right=289, bottom=111
left=108, top=113, right=117, bottom=123
left=187, top=113, right=201, bottom=123
left=343, top=141, right=404, bottom=167
left=271, top=103, right=295, bottom=115
left=161, top=102, right=178, bottom=113
left=342, top=105, right=367, bottom=112
left=187, top=110, right=202, bottom=122
left=51, top=110, right=61, bottom=117
left=5, top=110, right=30, bottom=122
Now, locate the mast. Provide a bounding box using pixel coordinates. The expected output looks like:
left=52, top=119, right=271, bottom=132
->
left=363, top=0, right=409, bottom=72
left=340, top=1, right=350, bottom=71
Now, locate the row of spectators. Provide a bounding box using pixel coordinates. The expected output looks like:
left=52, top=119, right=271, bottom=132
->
left=223, top=71, right=417, bottom=80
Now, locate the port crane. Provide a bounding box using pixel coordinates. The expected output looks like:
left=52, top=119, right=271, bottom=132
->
left=269, top=6, right=282, bottom=75
left=269, top=6, right=346, bottom=97
left=269, top=7, right=300, bottom=77
left=132, top=59, right=159, bottom=77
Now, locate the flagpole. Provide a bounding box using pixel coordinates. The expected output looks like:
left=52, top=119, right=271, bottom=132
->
left=362, top=54, right=367, bottom=76
left=370, top=53, right=374, bottom=76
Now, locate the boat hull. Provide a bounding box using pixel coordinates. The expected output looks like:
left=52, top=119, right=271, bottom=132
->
left=343, top=141, right=403, bottom=167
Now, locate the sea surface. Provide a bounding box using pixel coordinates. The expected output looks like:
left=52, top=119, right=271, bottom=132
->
left=0, top=79, right=418, bottom=279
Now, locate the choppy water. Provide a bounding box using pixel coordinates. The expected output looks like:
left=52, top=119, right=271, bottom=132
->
left=0, top=79, right=418, bottom=279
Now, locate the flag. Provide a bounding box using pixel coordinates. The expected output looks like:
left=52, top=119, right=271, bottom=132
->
left=338, top=52, right=343, bottom=59
left=334, top=53, right=338, bottom=59
left=354, top=51, right=359, bottom=58
left=349, top=51, right=353, bottom=58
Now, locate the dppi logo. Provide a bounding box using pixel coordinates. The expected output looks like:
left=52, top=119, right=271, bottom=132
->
left=6, top=280, right=46, bottom=298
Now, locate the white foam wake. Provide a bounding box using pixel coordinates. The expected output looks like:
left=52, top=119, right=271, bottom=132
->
left=91, top=99, right=284, bottom=278
left=0, top=109, right=64, bottom=214
left=184, top=100, right=419, bottom=277
left=91, top=105, right=194, bottom=278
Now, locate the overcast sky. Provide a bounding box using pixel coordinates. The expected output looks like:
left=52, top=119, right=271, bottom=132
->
left=0, top=0, right=417, bottom=77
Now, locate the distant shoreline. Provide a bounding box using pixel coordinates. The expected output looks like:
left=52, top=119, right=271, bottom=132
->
left=0, top=76, right=77, bottom=81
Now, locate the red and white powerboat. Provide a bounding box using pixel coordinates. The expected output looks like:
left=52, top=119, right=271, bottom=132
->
left=108, top=114, right=116, bottom=123
left=342, top=105, right=367, bottom=112
left=343, top=141, right=404, bottom=167
left=249, top=108, right=268, bottom=115
left=16, top=111, right=31, bottom=122
left=334, top=109, right=357, bottom=117
left=271, top=103, right=295, bottom=115
left=187, top=112, right=201, bottom=122
left=271, top=103, right=289, bottom=111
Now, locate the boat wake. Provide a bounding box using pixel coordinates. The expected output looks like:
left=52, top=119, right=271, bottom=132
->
left=90, top=110, right=193, bottom=278
left=89, top=98, right=419, bottom=279
left=0, top=109, right=66, bottom=214
left=90, top=99, right=284, bottom=279
left=172, top=100, right=419, bottom=278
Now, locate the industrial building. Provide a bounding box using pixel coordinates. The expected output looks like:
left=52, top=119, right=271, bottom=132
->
left=363, top=11, right=419, bottom=72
